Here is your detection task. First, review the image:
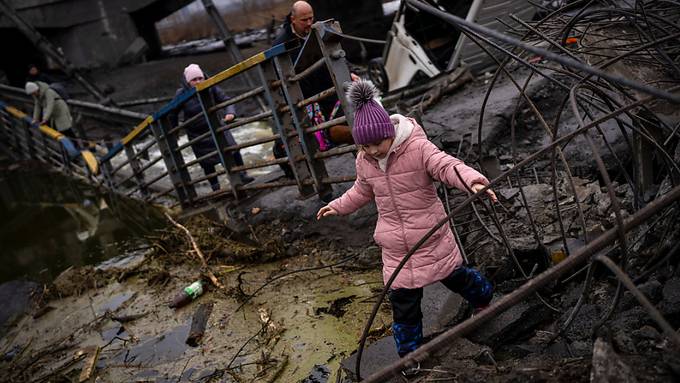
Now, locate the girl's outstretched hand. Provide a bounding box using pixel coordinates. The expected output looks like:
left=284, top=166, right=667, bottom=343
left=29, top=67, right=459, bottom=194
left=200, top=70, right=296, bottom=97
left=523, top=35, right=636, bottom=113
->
left=471, top=183, right=498, bottom=203
left=317, top=205, right=338, bottom=220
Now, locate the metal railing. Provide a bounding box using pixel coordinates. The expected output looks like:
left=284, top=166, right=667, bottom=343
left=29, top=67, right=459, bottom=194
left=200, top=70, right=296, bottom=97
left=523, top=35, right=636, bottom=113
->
left=0, top=100, right=99, bottom=177
left=0, top=20, right=360, bottom=213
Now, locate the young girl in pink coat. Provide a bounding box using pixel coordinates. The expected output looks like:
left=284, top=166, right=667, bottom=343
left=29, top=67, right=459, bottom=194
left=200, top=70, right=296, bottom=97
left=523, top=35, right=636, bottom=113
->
left=317, top=80, right=497, bottom=365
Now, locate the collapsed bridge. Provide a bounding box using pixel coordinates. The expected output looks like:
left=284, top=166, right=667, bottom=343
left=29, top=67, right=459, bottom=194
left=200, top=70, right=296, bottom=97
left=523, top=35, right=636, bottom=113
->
left=1, top=1, right=680, bottom=381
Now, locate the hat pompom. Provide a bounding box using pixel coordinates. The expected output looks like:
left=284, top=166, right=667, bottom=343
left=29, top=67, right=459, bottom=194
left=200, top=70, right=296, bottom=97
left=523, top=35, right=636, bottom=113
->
left=347, top=80, right=379, bottom=109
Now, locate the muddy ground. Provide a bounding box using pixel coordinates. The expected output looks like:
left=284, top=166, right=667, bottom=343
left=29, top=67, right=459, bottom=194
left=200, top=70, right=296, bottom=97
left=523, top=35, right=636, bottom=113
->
left=0, top=211, right=392, bottom=382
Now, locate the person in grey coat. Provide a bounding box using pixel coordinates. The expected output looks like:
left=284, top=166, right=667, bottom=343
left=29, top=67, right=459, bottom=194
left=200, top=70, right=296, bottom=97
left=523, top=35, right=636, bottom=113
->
left=25, top=81, right=74, bottom=138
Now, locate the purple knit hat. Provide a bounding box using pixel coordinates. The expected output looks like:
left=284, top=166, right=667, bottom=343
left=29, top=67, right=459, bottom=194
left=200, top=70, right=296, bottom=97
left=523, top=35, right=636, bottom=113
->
left=347, top=80, right=394, bottom=145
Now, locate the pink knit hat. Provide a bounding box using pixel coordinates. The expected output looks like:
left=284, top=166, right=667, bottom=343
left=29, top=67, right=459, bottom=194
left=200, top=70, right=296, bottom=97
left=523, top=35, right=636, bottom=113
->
left=347, top=80, right=393, bottom=145
left=183, top=64, right=204, bottom=83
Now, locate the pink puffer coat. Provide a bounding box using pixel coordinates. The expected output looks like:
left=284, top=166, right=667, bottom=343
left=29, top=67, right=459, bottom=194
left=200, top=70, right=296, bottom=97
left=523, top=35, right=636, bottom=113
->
left=329, top=117, right=489, bottom=289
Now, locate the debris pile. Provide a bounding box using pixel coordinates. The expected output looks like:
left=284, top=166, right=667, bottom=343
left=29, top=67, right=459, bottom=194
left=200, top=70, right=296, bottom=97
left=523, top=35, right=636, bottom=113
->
left=352, top=1, right=680, bottom=381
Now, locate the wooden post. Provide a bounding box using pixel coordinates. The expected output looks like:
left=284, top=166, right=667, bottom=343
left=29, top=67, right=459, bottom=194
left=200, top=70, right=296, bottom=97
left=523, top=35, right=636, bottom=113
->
left=186, top=302, right=214, bottom=347
left=150, top=117, right=197, bottom=208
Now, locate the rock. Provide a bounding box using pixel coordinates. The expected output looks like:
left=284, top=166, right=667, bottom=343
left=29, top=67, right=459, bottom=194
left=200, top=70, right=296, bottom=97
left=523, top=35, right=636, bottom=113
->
left=52, top=265, right=98, bottom=297
left=590, top=337, right=638, bottom=383
left=340, top=337, right=400, bottom=382
left=0, top=280, right=39, bottom=335
left=659, top=277, right=680, bottom=316
left=559, top=304, right=601, bottom=341
left=610, top=307, right=649, bottom=336
left=594, top=189, right=612, bottom=216
left=95, top=252, right=146, bottom=274
left=422, top=283, right=465, bottom=336
left=353, top=246, right=381, bottom=269
left=619, top=279, right=662, bottom=311
left=569, top=340, right=593, bottom=357
left=613, top=331, right=638, bottom=354
left=301, top=365, right=330, bottom=383
left=498, top=187, right=520, bottom=201
left=631, top=325, right=660, bottom=342
left=468, top=298, right=552, bottom=347
left=574, top=181, right=600, bottom=204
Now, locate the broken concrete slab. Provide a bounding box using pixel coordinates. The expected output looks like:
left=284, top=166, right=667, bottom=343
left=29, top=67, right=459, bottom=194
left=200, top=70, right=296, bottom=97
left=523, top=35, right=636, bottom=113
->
left=0, top=280, right=39, bottom=336
left=422, top=283, right=466, bottom=336
left=468, top=298, right=552, bottom=347
left=340, top=283, right=467, bottom=381
left=340, top=336, right=401, bottom=383
left=590, top=337, right=638, bottom=383
left=659, top=277, right=680, bottom=319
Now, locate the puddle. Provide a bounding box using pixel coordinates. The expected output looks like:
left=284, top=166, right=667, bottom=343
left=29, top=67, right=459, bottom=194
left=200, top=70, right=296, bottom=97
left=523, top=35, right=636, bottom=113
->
left=0, top=166, right=165, bottom=284
left=96, top=291, right=136, bottom=316
left=302, top=364, right=332, bottom=383
left=109, top=323, right=191, bottom=367
left=100, top=326, right=129, bottom=344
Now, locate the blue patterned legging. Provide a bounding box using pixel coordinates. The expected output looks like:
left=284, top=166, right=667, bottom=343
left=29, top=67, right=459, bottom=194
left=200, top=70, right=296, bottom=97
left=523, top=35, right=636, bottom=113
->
left=389, top=266, right=493, bottom=357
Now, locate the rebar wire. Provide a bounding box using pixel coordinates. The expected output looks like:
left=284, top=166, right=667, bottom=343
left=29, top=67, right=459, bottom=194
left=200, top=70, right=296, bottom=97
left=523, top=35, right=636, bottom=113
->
left=441, top=185, right=469, bottom=264
left=404, top=0, right=680, bottom=103
left=453, top=167, right=562, bottom=314
left=357, top=1, right=677, bottom=375
left=361, top=184, right=680, bottom=383
left=570, top=85, right=631, bottom=330
left=594, top=254, right=680, bottom=348
left=354, top=91, right=657, bottom=379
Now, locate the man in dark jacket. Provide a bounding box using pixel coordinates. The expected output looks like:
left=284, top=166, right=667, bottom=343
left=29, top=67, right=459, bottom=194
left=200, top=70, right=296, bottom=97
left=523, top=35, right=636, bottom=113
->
left=272, top=1, right=314, bottom=59
left=168, top=64, right=254, bottom=192
left=271, top=1, right=318, bottom=179
left=271, top=1, right=352, bottom=183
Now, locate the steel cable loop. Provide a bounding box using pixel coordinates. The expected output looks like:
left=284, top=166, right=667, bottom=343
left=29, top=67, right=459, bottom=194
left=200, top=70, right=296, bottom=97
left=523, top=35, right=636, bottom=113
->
left=354, top=91, right=661, bottom=379
left=569, top=84, right=634, bottom=330
left=594, top=254, right=680, bottom=348
left=361, top=185, right=680, bottom=383
left=320, top=26, right=387, bottom=45
left=452, top=167, right=562, bottom=313
left=404, top=0, right=680, bottom=102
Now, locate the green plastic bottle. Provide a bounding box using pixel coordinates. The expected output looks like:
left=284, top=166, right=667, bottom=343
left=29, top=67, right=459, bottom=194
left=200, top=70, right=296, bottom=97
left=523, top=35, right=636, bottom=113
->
left=169, top=280, right=203, bottom=309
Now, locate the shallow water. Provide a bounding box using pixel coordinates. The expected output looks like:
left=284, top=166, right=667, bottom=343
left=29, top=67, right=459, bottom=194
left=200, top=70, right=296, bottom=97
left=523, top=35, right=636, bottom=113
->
left=0, top=166, right=165, bottom=283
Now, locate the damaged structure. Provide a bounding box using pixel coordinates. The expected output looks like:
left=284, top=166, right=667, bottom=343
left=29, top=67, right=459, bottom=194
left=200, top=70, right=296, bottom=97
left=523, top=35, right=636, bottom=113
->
left=0, top=0, right=679, bottom=382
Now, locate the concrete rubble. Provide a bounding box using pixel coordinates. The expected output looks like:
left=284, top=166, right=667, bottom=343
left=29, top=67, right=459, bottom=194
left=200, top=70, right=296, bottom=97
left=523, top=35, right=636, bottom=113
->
left=1, top=1, right=680, bottom=382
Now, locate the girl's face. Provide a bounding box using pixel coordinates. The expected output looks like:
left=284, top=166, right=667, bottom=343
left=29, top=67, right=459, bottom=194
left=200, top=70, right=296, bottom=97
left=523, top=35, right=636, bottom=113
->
left=189, top=75, right=204, bottom=86
left=360, top=138, right=393, bottom=159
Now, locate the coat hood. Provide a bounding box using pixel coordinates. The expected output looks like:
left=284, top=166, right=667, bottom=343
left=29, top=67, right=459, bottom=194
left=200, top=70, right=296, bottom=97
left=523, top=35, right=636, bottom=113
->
left=377, top=114, right=415, bottom=171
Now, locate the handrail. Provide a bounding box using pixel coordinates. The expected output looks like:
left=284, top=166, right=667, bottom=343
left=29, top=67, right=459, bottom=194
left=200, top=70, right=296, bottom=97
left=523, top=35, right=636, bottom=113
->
left=1, top=21, right=360, bottom=212
left=0, top=100, right=98, bottom=174
left=101, top=43, right=289, bottom=163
